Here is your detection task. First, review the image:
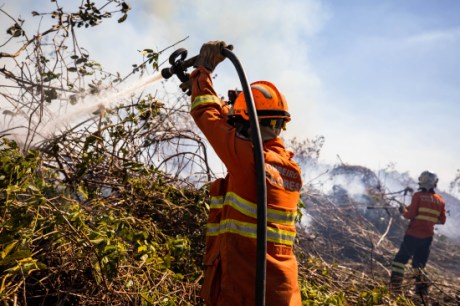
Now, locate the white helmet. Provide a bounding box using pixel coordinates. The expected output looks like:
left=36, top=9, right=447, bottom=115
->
left=418, top=171, right=438, bottom=190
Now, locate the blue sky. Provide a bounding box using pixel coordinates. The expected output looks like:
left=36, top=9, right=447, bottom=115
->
left=1, top=0, right=459, bottom=190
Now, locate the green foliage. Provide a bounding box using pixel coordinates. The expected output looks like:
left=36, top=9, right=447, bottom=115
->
left=0, top=137, right=207, bottom=305
left=71, top=1, right=131, bottom=28
left=299, top=257, right=346, bottom=305
left=294, top=255, right=419, bottom=306
left=300, top=282, right=347, bottom=305
left=143, top=49, right=160, bottom=71
left=6, top=23, right=24, bottom=37
left=357, top=288, right=389, bottom=306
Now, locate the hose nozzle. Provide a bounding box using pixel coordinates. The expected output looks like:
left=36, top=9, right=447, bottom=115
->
left=161, top=48, right=198, bottom=83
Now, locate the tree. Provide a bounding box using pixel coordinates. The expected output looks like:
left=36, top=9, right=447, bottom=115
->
left=0, top=2, right=213, bottom=304
left=1, top=0, right=132, bottom=148
left=0, top=0, right=212, bottom=181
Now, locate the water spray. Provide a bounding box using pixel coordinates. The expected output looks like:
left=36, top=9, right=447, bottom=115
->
left=2, top=73, right=164, bottom=148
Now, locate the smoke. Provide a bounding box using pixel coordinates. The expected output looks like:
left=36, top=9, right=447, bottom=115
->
left=132, top=0, right=328, bottom=134
left=300, top=212, right=313, bottom=230
left=436, top=192, right=460, bottom=242
left=299, top=160, right=460, bottom=242
left=302, top=163, right=377, bottom=200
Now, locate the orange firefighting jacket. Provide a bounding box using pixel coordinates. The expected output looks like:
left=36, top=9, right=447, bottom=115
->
left=403, top=190, right=446, bottom=238
left=189, top=67, right=302, bottom=306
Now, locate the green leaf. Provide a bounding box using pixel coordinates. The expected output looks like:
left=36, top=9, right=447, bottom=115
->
left=137, top=245, right=147, bottom=253
left=118, top=14, right=127, bottom=23
left=0, top=249, right=32, bottom=265
left=27, top=184, right=39, bottom=192
left=78, top=185, right=88, bottom=199
left=6, top=185, right=20, bottom=194
left=6, top=24, right=24, bottom=37
left=90, top=238, right=105, bottom=245
left=1, top=241, right=18, bottom=259
left=44, top=89, right=58, bottom=102
left=121, top=2, right=131, bottom=12
left=4, top=257, right=45, bottom=275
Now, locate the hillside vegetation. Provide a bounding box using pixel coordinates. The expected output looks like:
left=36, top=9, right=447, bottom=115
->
left=1, top=102, right=460, bottom=305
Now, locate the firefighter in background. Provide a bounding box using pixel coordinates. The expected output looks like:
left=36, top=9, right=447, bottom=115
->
left=390, top=170, right=447, bottom=295
left=181, top=41, right=302, bottom=305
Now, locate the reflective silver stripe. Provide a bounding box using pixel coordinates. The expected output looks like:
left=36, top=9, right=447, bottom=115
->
left=192, top=95, right=220, bottom=110
left=392, top=261, right=405, bottom=269
left=266, top=225, right=296, bottom=246
left=418, top=207, right=440, bottom=216
left=206, top=219, right=296, bottom=245
left=391, top=261, right=405, bottom=275
left=391, top=266, right=405, bottom=275
left=415, top=215, right=438, bottom=223
left=210, top=196, right=224, bottom=209
left=225, top=192, right=296, bottom=226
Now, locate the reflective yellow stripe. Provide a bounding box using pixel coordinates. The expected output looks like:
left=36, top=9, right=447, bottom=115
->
left=206, top=219, right=296, bottom=245
left=225, top=192, right=296, bottom=226
left=192, top=95, right=220, bottom=110
left=415, top=215, right=438, bottom=223
left=391, top=261, right=405, bottom=275
left=419, top=207, right=440, bottom=216
left=210, top=196, right=224, bottom=209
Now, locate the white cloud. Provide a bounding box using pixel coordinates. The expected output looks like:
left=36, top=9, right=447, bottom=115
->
left=405, top=27, right=460, bottom=45
left=131, top=0, right=329, bottom=136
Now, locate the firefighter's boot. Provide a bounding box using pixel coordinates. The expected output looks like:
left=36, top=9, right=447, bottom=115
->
left=415, top=269, right=430, bottom=296
left=389, top=273, right=403, bottom=295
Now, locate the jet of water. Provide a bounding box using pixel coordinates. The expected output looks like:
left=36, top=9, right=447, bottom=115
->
left=1, top=73, right=164, bottom=147
left=45, top=73, right=164, bottom=132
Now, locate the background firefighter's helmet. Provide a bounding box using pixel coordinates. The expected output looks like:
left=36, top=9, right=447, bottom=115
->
left=418, top=170, right=438, bottom=190
left=230, top=81, right=291, bottom=123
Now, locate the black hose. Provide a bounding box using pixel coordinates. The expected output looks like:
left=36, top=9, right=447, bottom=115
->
left=222, top=48, right=267, bottom=306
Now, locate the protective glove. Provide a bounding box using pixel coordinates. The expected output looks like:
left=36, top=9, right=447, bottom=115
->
left=403, top=187, right=414, bottom=195
left=194, top=41, right=233, bottom=72
left=179, top=73, right=192, bottom=96
left=398, top=203, right=406, bottom=214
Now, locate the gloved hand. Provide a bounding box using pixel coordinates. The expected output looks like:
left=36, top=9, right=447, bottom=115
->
left=194, top=41, right=233, bottom=72
left=179, top=73, right=192, bottom=96
left=403, top=187, right=414, bottom=195
left=398, top=203, right=406, bottom=214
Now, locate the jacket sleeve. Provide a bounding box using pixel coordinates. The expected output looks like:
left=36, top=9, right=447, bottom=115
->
left=437, top=195, right=447, bottom=224
left=403, top=192, right=419, bottom=220
left=189, top=67, right=254, bottom=173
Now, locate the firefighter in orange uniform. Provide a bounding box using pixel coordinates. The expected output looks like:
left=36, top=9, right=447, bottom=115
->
left=182, top=41, right=302, bottom=305
left=390, top=170, right=447, bottom=295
